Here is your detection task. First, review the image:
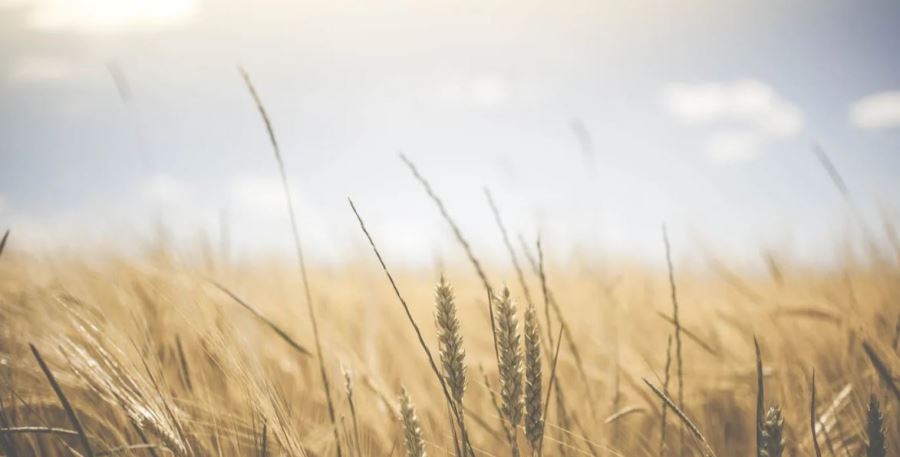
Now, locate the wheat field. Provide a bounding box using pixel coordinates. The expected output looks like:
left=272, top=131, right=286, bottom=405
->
left=1, top=70, right=899, bottom=457
left=0, top=204, right=897, bottom=457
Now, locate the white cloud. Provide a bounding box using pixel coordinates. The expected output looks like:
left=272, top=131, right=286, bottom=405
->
left=706, top=130, right=764, bottom=162
left=230, top=175, right=286, bottom=215
left=7, top=56, right=88, bottom=83
left=849, top=91, right=900, bottom=130
left=141, top=174, right=190, bottom=207
left=435, top=74, right=538, bottom=109
left=227, top=175, right=343, bottom=261
left=661, top=79, right=804, bottom=161
left=8, top=0, right=197, bottom=32
left=470, top=76, right=509, bottom=107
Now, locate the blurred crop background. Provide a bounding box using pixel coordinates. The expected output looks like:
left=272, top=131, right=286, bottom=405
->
left=0, top=1, right=899, bottom=457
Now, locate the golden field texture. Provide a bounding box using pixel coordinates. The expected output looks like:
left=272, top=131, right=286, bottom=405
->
left=0, top=233, right=897, bottom=457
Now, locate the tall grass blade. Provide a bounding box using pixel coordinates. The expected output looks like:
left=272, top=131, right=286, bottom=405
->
left=238, top=66, right=342, bottom=457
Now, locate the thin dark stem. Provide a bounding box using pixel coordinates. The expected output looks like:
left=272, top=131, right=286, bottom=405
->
left=536, top=240, right=554, bottom=352
left=538, top=326, right=564, bottom=457
left=0, top=229, right=9, bottom=258
left=662, top=225, right=684, bottom=457
left=484, top=189, right=533, bottom=306
left=660, top=335, right=673, bottom=457
left=862, top=341, right=900, bottom=401
left=754, top=337, right=764, bottom=457
left=29, top=344, right=96, bottom=457
left=210, top=281, right=312, bottom=357
left=348, top=198, right=474, bottom=457
left=239, top=66, right=342, bottom=457
left=399, top=153, right=492, bottom=294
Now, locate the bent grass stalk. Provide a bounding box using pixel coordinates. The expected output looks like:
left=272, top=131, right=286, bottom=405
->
left=239, top=67, right=342, bottom=457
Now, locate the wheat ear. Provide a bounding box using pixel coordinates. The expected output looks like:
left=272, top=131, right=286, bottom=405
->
left=494, top=287, right=523, bottom=457
left=523, top=301, right=543, bottom=456
left=342, top=364, right=364, bottom=457
left=760, top=406, right=784, bottom=457
left=865, top=395, right=886, bottom=457
left=399, top=388, right=428, bottom=457
left=435, top=276, right=472, bottom=456
left=349, top=199, right=471, bottom=455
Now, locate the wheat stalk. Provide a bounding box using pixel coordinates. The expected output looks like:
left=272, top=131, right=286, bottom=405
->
left=662, top=225, right=685, bottom=457
left=523, top=301, right=543, bottom=456
left=435, top=276, right=472, bottom=457
left=342, top=364, right=364, bottom=457
left=436, top=276, right=467, bottom=407
left=239, top=66, right=342, bottom=457
left=862, top=341, right=900, bottom=401
left=494, top=287, right=523, bottom=457
left=660, top=334, right=673, bottom=457
left=754, top=337, right=765, bottom=457
left=399, top=388, right=428, bottom=457
left=643, top=379, right=717, bottom=457
left=760, top=406, right=784, bottom=457
left=348, top=199, right=472, bottom=455
left=0, top=229, right=9, bottom=258
left=399, top=154, right=492, bottom=295
left=865, top=395, right=886, bottom=457
left=484, top=189, right=534, bottom=307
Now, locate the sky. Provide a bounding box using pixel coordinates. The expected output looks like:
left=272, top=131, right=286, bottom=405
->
left=1, top=0, right=899, bottom=267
